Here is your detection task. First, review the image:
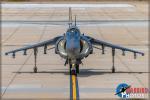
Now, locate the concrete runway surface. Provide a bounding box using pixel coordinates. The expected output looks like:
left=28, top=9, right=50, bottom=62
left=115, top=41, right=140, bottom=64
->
left=1, top=1, right=149, bottom=99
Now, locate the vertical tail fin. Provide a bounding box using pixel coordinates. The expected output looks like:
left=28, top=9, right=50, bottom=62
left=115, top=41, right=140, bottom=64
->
left=69, top=7, right=72, bottom=27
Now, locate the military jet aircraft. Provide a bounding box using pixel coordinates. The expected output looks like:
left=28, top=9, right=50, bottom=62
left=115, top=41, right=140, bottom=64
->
left=5, top=8, right=144, bottom=75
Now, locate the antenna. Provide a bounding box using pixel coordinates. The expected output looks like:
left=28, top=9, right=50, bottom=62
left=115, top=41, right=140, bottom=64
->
left=69, top=7, right=72, bottom=27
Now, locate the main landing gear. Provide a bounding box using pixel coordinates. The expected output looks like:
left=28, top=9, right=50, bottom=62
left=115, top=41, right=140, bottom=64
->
left=33, top=48, right=38, bottom=73
left=112, top=48, right=115, bottom=73
left=76, top=64, right=79, bottom=74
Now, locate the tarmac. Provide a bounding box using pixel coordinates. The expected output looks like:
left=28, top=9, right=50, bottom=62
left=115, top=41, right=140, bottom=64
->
left=1, top=1, right=149, bottom=99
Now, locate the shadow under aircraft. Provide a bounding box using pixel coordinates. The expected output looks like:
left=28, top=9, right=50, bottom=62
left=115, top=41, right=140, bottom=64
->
left=13, top=68, right=149, bottom=77
left=6, top=8, right=144, bottom=75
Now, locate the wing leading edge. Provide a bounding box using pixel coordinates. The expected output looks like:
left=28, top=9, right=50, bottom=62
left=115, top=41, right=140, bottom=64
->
left=5, top=36, right=62, bottom=57
left=85, top=36, right=144, bottom=57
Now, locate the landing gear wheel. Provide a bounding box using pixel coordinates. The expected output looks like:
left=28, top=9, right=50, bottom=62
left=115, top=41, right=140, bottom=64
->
left=70, top=64, right=77, bottom=75
left=69, top=64, right=72, bottom=75
left=112, top=67, right=115, bottom=73
left=76, top=64, right=79, bottom=74
left=71, top=70, right=76, bottom=75
left=34, top=67, right=37, bottom=73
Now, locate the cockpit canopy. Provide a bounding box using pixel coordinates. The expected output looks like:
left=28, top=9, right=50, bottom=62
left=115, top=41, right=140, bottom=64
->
left=66, top=27, right=80, bottom=39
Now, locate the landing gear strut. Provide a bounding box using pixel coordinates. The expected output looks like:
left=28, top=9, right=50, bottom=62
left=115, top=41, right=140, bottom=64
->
left=69, top=64, right=72, bottom=75
left=69, top=64, right=80, bottom=75
left=34, top=66, right=37, bottom=73
left=76, top=64, right=79, bottom=74
left=33, top=48, right=38, bottom=73
left=64, top=58, right=68, bottom=66
left=112, top=48, right=115, bottom=73
left=70, top=64, right=77, bottom=75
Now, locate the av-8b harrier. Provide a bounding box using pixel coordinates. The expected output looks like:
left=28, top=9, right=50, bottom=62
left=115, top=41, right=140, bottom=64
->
left=5, top=8, right=144, bottom=75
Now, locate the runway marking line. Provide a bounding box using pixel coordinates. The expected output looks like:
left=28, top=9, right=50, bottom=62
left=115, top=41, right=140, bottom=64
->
left=72, top=75, right=77, bottom=100
left=70, top=66, right=79, bottom=100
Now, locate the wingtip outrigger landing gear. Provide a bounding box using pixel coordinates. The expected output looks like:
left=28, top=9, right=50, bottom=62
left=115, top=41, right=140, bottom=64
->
left=33, top=48, right=38, bottom=73
left=112, top=66, right=115, bottom=73
left=112, top=48, right=115, bottom=73
left=34, top=67, right=37, bottom=73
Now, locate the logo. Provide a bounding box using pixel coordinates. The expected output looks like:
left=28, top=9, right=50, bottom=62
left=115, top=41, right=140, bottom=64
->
left=115, top=83, right=130, bottom=98
left=115, top=83, right=149, bottom=99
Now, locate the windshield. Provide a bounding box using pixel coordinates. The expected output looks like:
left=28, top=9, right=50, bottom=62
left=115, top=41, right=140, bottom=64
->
left=66, top=28, right=80, bottom=39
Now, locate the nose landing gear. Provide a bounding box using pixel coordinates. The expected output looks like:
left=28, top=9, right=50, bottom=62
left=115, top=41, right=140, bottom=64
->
left=70, top=64, right=79, bottom=75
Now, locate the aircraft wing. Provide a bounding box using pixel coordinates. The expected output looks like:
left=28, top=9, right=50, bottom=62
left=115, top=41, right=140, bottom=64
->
left=85, top=36, right=144, bottom=57
left=5, top=36, right=62, bottom=57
